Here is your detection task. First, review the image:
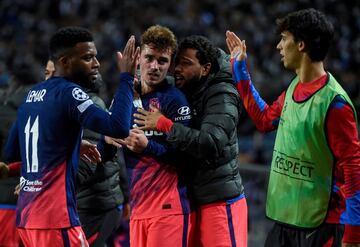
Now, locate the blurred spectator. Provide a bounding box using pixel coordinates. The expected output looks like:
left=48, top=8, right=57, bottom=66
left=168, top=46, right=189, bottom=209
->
left=0, top=0, right=358, bottom=164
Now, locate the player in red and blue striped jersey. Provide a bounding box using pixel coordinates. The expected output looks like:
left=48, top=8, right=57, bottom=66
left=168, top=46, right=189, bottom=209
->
left=226, top=8, right=360, bottom=247
left=3, top=26, right=139, bottom=247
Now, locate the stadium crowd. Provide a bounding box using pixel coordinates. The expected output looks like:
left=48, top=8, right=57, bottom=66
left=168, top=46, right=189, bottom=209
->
left=0, top=0, right=359, bottom=163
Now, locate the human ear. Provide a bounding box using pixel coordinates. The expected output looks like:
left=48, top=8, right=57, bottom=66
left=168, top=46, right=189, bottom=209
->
left=201, top=63, right=212, bottom=76
left=298, top=41, right=305, bottom=52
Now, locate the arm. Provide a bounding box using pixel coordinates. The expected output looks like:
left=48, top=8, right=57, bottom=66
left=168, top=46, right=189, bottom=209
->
left=326, top=97, right=360, bottom=245
left=73, top=36, right=140, bottom=138
left=135, top=91, right=239, bottom=163
left=125, top=93, right=191, bottom=156
left=226, top=30, right=283, bottom=132
left=73, top=72, right=133, bottom=138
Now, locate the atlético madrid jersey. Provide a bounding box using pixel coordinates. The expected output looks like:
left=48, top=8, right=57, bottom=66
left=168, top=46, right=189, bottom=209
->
left=124, top=82, right=192, bottom=219
left=4, top=75, right=133, bottom=229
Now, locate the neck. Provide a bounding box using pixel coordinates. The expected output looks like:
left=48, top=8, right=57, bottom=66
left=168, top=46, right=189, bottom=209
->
left=140, top=81, right=155, bottom=95
left=296, top=59, right=326, bottom=83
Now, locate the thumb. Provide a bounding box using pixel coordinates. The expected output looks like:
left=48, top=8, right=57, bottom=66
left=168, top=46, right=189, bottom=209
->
left=117, top=51, right=123, bottom=60
left=149, top=104, right=160, bottom=112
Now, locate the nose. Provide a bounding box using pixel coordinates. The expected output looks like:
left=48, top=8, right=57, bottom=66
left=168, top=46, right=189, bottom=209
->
left=276, top=41, right=281, bottom=50
left=174, top=64, right=181, bottom=73
left=93, top=57, right=100, bottom=68
left=149, top=60, right=159, bottom=70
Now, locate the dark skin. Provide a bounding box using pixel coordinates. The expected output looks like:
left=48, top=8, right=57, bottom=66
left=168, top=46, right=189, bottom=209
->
left=133, top=47, right=211, bottom=131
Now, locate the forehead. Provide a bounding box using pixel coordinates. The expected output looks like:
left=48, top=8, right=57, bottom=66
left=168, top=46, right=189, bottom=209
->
left=141, top=44, right=172, bottom=59
left=280, top=31, right=294, bottom=39
left=72, top=41, right=97, bottom=55
left=178, top=48, right=198, bottom=61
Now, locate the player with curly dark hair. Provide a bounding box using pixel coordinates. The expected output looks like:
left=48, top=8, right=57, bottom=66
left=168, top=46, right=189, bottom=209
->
left=227, top=8, right=360, bottom=247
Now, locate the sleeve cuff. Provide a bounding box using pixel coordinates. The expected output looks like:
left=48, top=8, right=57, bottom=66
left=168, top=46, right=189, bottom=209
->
left=156, top=115, right=174, bottom=134
left=233, top=60, right=250, bottom=81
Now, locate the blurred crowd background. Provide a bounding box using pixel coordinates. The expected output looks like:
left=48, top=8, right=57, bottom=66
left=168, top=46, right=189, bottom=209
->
left=0, top=0, right=359, bottom=164
left=0, top=1, right=359, bottom=245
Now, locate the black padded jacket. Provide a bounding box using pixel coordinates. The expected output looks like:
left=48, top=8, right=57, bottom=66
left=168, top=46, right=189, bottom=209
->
left=167, top=50, right=244, bottom=205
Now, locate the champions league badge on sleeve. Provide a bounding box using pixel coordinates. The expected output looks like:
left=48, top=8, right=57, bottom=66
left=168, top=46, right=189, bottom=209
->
left=72, top=88, right=90, bottom=101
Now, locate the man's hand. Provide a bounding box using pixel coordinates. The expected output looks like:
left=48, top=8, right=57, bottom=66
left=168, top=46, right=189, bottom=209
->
left=14, top=183, right=20, bottom=196
left=123, top=129, right=148, bottom=153
left=225, top=30, right=247, bottom=61
left=117, top=35, right=140, bottom=75
left=104, top=136, right=124, bottom=148
left=133, top=106, right=163, bottom=131
left=0, top=162, right=9, bottom=179
left=80, top=140, right=101, bottom=164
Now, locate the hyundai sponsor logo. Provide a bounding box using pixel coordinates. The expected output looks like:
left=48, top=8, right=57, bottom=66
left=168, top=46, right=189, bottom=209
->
left=177, top=106, right=190, bottom=115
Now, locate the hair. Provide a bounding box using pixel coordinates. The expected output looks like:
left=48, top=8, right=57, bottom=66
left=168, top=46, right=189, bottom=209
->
left=276, top=8, right=334, bottom=61
left=178, top=35, right=219, bottom=73
left=140, top=25, right=178, bottom=56
left=49, top=26, right=94, bottom=60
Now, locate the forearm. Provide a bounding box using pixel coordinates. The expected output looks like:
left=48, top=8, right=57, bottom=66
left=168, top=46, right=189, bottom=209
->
left=232, top=59, right=281, bottom=132
left=81, top=73, right=133, bottom=138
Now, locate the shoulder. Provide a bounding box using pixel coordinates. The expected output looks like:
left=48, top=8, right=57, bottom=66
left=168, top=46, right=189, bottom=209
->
left=160, top=84, right=188, bottom=104
left=205, top=81, right=239, bottom=99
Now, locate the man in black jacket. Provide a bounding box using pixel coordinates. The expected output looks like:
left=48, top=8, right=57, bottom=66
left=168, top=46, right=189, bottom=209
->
left=134, top=35, right=248, bottom=246
left=76, top=74, right=130, bottom=247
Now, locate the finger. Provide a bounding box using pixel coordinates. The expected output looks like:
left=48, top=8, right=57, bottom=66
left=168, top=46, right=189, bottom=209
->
left=117, top=51, right=123, bottom=61
left=81, top=154, right=92, bottom=163
left=116, top=138, right=127, bottom=145
left=134, top=46, right=140, bottom=61
left=89, top=154, right=101, bottom=163
left=127, top=36, right=135, bottom=57
left=130, top=128, right=144, bottom=134
left=133, top=113, right=146, bottom=120
left=226, top=37, right=232, bottom=52
left=136, top=107, right=149, bottom=115
left=133, top=119, right=145, bottom=125
left=123, top=36, right=133, bottom=55
left=149, top=104, right=160, bottom=112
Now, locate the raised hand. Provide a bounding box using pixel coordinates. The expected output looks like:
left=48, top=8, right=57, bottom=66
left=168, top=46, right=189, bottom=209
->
left=225, top=31, right=247, bottom=61
left=117, top=35, right=140, bottom=75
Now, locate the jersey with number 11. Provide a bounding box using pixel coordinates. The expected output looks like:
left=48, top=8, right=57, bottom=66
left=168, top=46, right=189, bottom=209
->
left=5, top=76, right=134, bottom=229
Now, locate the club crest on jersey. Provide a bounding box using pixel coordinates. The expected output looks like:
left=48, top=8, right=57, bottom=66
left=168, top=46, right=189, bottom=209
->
left=149, top=98, right=160, bottom=111
left=72, top=88, right=89, bottom=101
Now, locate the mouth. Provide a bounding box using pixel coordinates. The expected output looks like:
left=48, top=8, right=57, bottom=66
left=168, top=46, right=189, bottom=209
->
left=174, top=74, right=185, bottom=87
left=147, top=72, right=160, bottom=80
left=89, top=72, right=99, bottom=81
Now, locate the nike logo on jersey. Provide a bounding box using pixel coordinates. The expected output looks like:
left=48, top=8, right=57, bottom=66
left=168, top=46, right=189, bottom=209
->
left=26, top=89, right=47, bottom=103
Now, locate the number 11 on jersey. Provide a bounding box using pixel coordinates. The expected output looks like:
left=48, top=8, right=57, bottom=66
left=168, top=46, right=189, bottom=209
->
left=24, top=116, right=39, bottom=173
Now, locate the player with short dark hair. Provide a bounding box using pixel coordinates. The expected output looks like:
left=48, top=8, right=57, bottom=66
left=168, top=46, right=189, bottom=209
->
left=4, top=26, right=139, bottom=247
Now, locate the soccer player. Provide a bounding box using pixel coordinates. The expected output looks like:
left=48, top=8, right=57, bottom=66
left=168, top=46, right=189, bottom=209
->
left=226, top=8, right=360, bottom=247
left=3, top=26, right=138, bottom=247
left=134, top=35, right=247, bottom=246
left=109, top=25, right=192, bottom=247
